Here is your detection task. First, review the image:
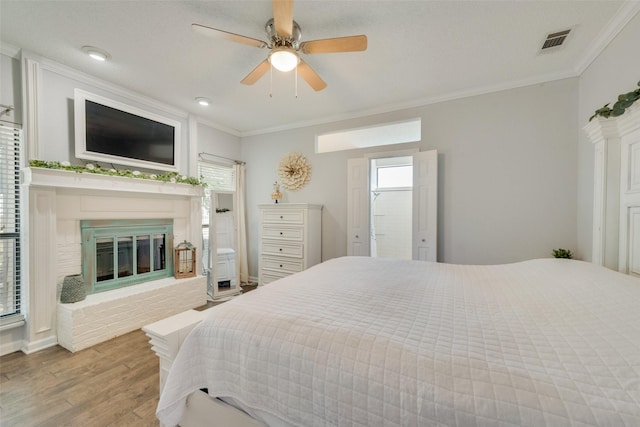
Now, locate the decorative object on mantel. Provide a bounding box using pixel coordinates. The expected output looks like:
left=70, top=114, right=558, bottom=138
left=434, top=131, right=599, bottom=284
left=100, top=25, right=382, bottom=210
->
left=174, top=241, right=197, bottom=279
left=277, top=151, right=312, bottom=191
left=29, top=160, right=206, bottom=187
left=552, top=248, right=573, bottom=259
left=271, top=181, right=282, bottom=203
left=60, top=274, right=86, bottom=303
left=589, top=80, right=640, bottom=121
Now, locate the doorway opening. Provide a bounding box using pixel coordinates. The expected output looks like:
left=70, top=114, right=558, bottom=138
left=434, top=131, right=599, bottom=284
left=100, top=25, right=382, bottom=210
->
left=370, top=156, right=413, bottom=259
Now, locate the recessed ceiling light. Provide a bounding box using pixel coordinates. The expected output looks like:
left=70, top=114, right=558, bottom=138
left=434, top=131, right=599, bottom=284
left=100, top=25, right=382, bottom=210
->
left=82, top=46, right=110, bottom=62
left=196, top=97, right=211, bottom=107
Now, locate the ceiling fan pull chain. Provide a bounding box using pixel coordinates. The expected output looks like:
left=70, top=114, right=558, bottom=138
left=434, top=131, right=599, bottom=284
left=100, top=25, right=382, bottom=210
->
left=295, top=66, right=298, bottom=99
left=269, top=63, right=273, bottom=98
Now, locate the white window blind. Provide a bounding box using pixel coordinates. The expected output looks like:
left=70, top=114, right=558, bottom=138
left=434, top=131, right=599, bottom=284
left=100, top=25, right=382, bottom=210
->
left=198, top=162, right=235, bottom=191
left=0, top=124, right=22, bottom=318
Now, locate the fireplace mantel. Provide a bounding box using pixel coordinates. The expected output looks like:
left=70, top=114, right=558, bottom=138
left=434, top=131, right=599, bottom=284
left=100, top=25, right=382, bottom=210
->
left=24, top=167, right=204, bottom=197
left=23, top=166, right=206, bottom=354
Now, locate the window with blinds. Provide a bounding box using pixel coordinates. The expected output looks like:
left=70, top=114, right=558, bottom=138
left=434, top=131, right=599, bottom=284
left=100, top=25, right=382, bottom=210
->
left=198, top=162, right=235, bottom=192
left=0, top=124, right=22, bottom=318
left=198, top=161, right=235, bottom=224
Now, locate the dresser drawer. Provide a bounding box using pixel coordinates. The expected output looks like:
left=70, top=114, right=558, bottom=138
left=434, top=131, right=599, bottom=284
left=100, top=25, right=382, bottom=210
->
left=262, top=256, right=303, bottom=273
left=262, top=241, right=303, bottom=258
left=263, top=226, right=303, bottom=241
left=261, top=270, right=290, bottom=285
left=262, top=209, right=304, bottom=224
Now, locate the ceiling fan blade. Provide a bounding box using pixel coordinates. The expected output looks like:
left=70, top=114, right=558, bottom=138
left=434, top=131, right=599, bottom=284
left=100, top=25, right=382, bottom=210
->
left=272, top=0, right=294, bottom=38
left=300, top=35, right=367, bottom=54
left=192, top=23, right=267, bottom=48
left=241, top=59, right=271, bottom=85
left=297, top=59, right=327, bottom=91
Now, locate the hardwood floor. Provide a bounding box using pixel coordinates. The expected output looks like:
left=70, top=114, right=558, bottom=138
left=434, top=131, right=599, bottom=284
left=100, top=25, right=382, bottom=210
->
left=0, top=329, right=160, bottom=427
left=0, top=284, right=257, bottom=426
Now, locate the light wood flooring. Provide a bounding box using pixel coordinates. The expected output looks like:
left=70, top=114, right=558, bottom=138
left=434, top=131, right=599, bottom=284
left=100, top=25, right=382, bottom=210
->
left=0, top=328, right=160, bottom=427
left=0, top=284, right=257, bottom=427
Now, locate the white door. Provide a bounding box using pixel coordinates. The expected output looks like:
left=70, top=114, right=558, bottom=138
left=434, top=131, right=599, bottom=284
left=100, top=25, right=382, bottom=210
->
left=347, top=157, right=369, bottom=256
left=412, top=150, right=438, bottom=261
left=347, top=150, right=438, bottom=260
left=618, top=133, right=640, bottom=276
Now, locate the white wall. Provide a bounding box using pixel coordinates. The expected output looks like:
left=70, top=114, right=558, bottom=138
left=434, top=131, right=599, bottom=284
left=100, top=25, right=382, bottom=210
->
left=197, top=122, right=241, bottom=161
left=0, top=52, right=21, bottom=125
left=242, top=78, right=579, bottom=276
left=577, top=13, right=640, bottom=262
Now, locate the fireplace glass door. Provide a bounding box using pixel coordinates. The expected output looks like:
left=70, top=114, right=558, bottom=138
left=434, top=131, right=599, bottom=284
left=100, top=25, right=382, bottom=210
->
left=82, top=219, right=173, bottom=293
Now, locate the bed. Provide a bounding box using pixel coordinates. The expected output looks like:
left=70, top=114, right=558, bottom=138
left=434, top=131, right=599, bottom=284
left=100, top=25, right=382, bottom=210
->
left=152, top=256, right=640, bottom=426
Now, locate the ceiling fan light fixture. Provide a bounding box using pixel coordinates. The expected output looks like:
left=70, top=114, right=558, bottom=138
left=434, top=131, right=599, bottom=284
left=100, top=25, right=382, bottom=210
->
left=269, top=48, right=299, bottom=72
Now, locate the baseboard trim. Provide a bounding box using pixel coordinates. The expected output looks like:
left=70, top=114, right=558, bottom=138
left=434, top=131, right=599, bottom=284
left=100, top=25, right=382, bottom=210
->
left=21, top=335, right=59, bottom=354
left=0, top=338, right=24, bottom=356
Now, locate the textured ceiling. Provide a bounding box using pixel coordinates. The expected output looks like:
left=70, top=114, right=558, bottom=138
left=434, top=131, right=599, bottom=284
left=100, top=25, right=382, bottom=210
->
left=1, top=1, right=637, bottom=135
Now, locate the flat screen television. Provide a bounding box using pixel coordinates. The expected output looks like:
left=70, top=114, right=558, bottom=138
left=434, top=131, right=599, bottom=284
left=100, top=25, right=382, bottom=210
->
left=74, top=89, right=181, bottom=172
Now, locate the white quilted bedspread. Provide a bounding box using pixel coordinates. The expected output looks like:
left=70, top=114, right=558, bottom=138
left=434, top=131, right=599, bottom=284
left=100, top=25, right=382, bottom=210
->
left=157, top=257, right=640, bottom=426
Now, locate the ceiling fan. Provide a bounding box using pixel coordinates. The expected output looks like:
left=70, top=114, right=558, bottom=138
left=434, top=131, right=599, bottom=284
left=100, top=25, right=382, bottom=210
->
left=192, top=0, right=367, bottom=91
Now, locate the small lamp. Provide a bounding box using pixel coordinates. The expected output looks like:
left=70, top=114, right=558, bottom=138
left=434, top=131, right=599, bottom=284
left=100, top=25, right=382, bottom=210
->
left=174, top=241, right=196, bottom=279
left=271, top=181, right=282, bottom=204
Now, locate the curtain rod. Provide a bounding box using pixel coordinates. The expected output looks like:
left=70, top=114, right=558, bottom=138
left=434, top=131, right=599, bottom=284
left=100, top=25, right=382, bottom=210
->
left=198, top=152, right=245, bottom=165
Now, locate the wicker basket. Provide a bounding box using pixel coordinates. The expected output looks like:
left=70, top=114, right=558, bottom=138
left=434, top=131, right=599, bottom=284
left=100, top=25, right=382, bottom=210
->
left=60, top=274, right=87, bottom=303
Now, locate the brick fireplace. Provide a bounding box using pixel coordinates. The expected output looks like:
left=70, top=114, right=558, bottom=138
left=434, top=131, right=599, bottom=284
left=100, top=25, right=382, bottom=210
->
left=24, top=167, right=207, bottom=353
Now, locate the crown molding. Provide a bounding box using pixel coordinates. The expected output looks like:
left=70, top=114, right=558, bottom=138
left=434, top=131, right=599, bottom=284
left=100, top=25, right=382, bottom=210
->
left=0, top=43, right=21, bottom=58
left=195, top=116, right=241, bottom=137
left=240, top=70, right=578, bottom=137
left=23, top=50, right=188, bottom=119
left=574, top=1, right=640, bottom=75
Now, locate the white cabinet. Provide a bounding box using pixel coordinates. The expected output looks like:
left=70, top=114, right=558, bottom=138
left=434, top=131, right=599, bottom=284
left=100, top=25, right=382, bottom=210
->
left=208, top=194, right=241, bottom=300
left=258, top=203, right=322, bottom=285
left=585, top=104, right=640, bottom=276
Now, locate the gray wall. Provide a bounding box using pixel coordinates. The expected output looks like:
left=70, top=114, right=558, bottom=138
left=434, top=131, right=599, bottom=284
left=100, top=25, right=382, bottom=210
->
left=197, top=122, right=241, bottom=161
left=242, top=78, right=579, bottom=276
left=576, top=13, right=640, bottom=262
left=0, top=53, right=21, bottom=125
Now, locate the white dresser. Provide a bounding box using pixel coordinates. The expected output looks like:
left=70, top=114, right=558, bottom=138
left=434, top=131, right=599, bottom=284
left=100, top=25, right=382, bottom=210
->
left=258, top=203, right=322, bottom=285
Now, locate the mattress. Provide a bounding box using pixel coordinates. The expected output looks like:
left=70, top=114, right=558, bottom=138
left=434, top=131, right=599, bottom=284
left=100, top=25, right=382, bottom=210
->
left=157, top=256, right=640, bottom=426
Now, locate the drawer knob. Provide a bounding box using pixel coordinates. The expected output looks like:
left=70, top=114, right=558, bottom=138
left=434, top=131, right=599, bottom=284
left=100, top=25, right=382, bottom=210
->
left=280, top=232, right=283, bottom=235
left=279, top=248, right=283, bottom=252
left=280, top=264, right=283, bottom=268
left=280, top=215, right=283, bottom=219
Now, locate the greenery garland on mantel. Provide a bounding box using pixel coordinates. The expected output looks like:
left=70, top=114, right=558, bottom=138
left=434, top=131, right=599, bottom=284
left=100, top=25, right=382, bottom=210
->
left=29, top=160, right=206, bottom=187
left=589, top=80, right=640, bottom=121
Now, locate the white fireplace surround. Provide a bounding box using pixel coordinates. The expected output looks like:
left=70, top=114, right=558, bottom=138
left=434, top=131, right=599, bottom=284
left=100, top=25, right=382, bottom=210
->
left=23, top=167, right=207, bottom=353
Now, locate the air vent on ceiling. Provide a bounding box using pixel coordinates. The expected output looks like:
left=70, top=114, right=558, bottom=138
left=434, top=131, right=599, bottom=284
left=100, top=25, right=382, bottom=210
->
left=541, top=29, right=571, bottom=51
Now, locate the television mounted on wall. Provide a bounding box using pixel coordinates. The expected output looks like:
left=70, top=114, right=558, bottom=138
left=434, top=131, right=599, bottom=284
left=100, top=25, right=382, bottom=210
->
left=74, top=88, right=181, bottom=172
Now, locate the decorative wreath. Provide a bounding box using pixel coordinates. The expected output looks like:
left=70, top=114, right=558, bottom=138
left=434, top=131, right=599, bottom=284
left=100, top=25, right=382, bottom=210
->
left=277, top=151, right=312, bottom=191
